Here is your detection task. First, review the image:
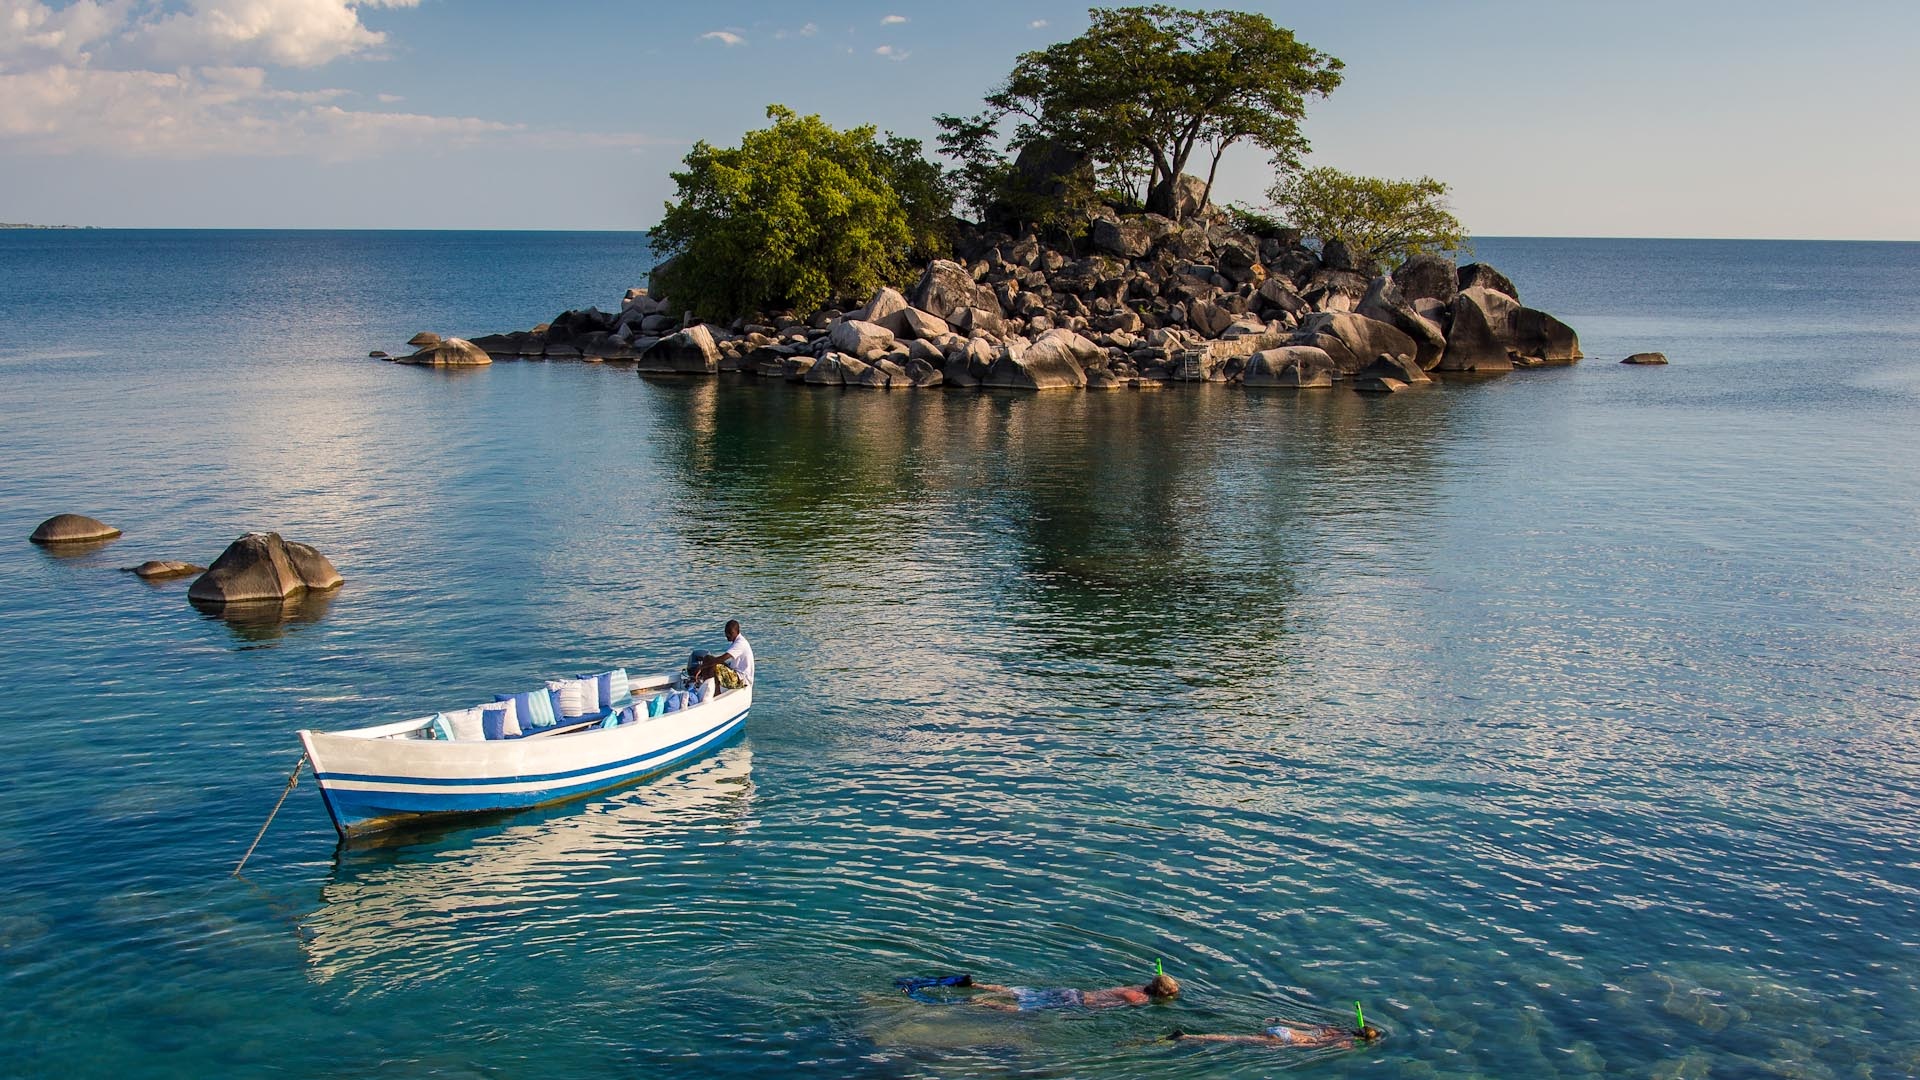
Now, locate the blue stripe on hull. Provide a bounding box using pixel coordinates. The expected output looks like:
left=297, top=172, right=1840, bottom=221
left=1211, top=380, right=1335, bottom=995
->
left=321, top=714, right=746, bottom=836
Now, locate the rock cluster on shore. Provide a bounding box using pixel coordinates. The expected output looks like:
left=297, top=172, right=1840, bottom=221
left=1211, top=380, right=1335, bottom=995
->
left=412, top=178, right=1588, bottom=392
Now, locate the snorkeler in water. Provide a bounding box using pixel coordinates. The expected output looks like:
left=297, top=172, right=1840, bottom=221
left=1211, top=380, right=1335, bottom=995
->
left=1168, top=1019, right=1381, bottom=1049
left=894, top=973, right=1181, bottom=1011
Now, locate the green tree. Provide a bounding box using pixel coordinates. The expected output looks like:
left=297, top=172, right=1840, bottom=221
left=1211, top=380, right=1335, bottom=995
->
left=938, top=6, right=1342, bottom=219
left=1268, top=166, right=1468, bottom=267
left=875, top=133, right=957, bottom=265
left=650, top=105, right=947, bottom=319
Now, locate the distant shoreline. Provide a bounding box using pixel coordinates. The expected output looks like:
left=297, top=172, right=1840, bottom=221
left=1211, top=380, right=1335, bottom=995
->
left=0, top=223, right=96, bottom=230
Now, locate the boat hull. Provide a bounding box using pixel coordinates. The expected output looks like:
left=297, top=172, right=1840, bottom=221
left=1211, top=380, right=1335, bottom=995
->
left=299, top=685, right=750, bottom=838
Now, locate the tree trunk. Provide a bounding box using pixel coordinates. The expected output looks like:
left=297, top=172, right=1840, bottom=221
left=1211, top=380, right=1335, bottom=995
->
left=1201, top=144, right=1228, bottom=209
left=1145, top=178, right=1177, bottom=217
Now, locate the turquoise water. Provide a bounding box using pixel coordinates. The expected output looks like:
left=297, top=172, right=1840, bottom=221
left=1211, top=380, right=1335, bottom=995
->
left=2, top=232, right=1917, bottom=1078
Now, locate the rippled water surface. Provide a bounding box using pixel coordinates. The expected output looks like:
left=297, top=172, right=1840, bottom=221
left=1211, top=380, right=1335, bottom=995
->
left=2, top=232, right=1917, bottom=1079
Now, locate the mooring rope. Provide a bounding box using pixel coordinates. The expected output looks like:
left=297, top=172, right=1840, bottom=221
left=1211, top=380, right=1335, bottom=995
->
left=232, top=752, right=307, bottom=877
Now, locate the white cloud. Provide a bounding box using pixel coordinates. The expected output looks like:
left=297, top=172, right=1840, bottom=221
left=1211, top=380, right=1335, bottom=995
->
left=880, top=14, right=906, bottom=24
left=132, top=0, right=420, bottom=69
left=0, top=3, right=667, bottom=162
left=0, top=62, right=517, bottom=157
left=1029, top=19, right=1048, bottom=28
left=0, top=0, right=126, bottom=65
left=699, top=29, right=744, bottom=46
left=874, top=44, right=908, bottom=61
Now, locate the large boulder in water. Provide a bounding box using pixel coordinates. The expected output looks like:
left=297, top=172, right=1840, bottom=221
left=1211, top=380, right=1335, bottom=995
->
left=30, top=514, right=121, bottom=545
left=1514, top=307, right=1582, bottom=363
left=1438, top=287, right=1581, bottom=370
left=636, top=325, right=719, bottom=374
left=1622, top=352, right=1670, bottom=365
left=188, top=532, right=343, bottom=605
left=1288, top=313, right=1418, bottom=377
left=1438, top=287, right=1521, bottom=372
left=401, top=337, right=491, bottom=365
left=1241, top=347, right=1335, bottom=388
left=406, top=331, right=443, bottom=349
left=983, top=329, right=1094, bottom=390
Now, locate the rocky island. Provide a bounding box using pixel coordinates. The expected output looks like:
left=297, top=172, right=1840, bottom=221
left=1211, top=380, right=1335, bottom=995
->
left=424, top=184, right=1580, bottom=395
left=389, top=6, right=1591, bottom=395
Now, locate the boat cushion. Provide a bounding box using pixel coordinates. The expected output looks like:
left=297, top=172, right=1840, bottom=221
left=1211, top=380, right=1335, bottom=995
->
left=645, top=694, right=665, bottom=718
left=576, top=676, right=603, bottom=715
left=442, top=706, right=487, bottom=742
left=548, top=677, right=600, bottom=719
left=429, top=714, right=456, bottom=741
left=480, top=701, right=521, bottom=740
left=500, top=690, right=556, bottom=731
left=599, top=668, right=631, bottom=706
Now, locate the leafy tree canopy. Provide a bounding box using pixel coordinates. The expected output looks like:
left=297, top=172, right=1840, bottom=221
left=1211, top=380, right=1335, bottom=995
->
left=650, top=105, right=950, bottom=319
left=1269, top=166, right=1468, bottom=267
left=938, top=6, right=1342, bottom=219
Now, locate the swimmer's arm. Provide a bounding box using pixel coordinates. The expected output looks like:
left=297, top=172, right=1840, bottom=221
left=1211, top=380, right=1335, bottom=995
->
left=1173, top=1033, right=1276, bottom=1044
left=968, top=982, right=1011, bottom=993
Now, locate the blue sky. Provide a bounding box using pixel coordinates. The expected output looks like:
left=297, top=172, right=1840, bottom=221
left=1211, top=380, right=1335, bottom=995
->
left=2, top=0, right=1916, bottom=237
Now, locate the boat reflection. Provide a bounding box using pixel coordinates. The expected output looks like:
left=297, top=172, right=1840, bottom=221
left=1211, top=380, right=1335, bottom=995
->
left=300, top=742, right=754, bottom=987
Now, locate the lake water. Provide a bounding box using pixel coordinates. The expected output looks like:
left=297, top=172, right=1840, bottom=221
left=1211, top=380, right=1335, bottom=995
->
left=2, top=231, right=1917, bottom=1079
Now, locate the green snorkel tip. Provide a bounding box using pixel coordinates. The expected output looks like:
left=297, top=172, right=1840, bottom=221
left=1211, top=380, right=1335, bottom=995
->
left=1356, top=1001, right=1365, bottom=1030
left=1155, top=958, right=1163, bottom=977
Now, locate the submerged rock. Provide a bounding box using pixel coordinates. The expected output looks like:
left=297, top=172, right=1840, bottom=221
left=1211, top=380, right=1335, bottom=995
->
left=128, top=560, right=204, bottom=580
left=400, top=337, right=491, bottom=366
left=188, top=532, right=342, bottom=606
left=1622, top=351, right=1669, bottom=365
left=30, top=514, right=121, bottom=545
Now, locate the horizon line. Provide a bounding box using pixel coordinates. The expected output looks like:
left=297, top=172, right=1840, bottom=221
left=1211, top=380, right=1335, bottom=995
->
left=5, top=227, right=1918, bottom=244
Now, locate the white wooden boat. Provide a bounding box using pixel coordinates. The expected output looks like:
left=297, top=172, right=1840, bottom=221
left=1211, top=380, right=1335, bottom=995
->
left=298, top=669, right=750, bottom=838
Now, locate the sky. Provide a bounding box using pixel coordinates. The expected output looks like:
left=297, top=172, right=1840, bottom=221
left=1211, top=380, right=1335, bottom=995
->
left=2, top=0, right=1916, bottom=238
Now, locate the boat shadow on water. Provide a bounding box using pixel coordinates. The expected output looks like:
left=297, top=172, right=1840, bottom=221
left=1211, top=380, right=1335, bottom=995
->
left=299, top=741, right=754, bottom=988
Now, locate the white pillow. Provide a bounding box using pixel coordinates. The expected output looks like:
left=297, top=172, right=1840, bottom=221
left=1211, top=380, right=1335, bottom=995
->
left=550, top=678, right=586, bottom=718
left=443, top=706, right=487, bottom=742
left=489, top=698, right=523, bottom=738
left=574, top=676, right=602, bottom=715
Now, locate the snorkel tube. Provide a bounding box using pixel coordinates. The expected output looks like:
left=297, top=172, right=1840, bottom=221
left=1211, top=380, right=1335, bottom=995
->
left=1354, top=1001, right=1381, bottom=1042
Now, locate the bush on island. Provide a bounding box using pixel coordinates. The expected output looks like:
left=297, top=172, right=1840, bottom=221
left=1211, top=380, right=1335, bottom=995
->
left=1269, top=166, right=1468, bottom=273
left=648, top=105, right=952, bottom=321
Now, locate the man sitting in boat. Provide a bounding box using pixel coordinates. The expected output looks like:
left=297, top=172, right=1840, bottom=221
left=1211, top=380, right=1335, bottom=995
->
left=691, top=620, right=754, bottom=690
